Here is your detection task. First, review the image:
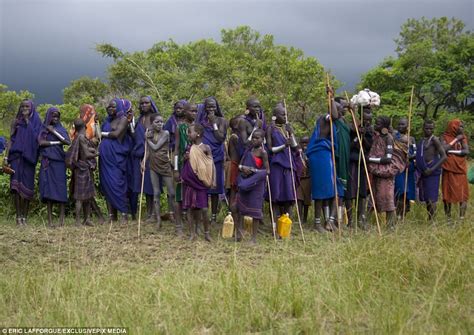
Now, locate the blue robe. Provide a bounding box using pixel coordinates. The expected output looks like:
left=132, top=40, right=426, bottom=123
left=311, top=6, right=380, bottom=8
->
left=38, top=107, right=69, bottom=203
left=394, top=133, right=416, bottom=200
left=196, top=100, right=226, bottom=195
left=99, top=99, right=131, bottom=213
left=268, top=125, right=300, bottom=203
left=306, top=117, right=341, bottom=200
left=8, top=100, right=41, bottom=200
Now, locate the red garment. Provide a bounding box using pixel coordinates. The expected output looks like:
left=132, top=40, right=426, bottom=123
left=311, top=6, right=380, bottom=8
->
left=442, top=119, right=469, bottom=203
left=253, top=155, right=263, bottom=169
left=442, top=119, right=467, bottom=174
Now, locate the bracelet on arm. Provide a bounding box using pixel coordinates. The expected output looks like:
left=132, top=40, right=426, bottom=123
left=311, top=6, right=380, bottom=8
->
left=174, top=156, right=179, bottom=171
left=369, top=157, right=381, bottom=163
left=49, top=141, right=61, bottom=145
left=52, top=130, right=66, bottom=142
left=102, top=132, right=110, bottom=137
left=271, top=144, right=286, bottom=153
left=448, top=150, right=462, bottom=155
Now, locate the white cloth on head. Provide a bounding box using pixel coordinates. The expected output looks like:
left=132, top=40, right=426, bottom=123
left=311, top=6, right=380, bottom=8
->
left=351, top=89, right=381, bottom=107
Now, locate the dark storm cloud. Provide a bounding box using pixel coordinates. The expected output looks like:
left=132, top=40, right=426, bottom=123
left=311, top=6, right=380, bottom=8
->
left=0, top=0, right=472, bottom=103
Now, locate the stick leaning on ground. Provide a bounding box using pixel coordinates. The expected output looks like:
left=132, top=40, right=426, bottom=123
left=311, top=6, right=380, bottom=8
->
left=137, top=129, right=149, bottom=238
left=402, top=86, right=415, bottom=223
left=344, top=91, right=382, bottom=236
left=326, top=74, right=341, bottom=235
left=283, top=99, right=305, bottom=244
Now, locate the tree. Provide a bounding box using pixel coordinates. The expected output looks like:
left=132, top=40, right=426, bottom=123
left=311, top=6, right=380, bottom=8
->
left=359, top=17, right=473, bottom=126
left=92, top=26, right=334, bottom=133
left=0, top=84, right=35, bottom=136
left=63, top=76, right=109, bottom=106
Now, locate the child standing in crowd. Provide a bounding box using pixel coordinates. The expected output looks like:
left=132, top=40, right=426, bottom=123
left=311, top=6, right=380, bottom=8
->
left=145, top=114, right=177, bottom=232
left=66, top=119, right=98, bottom=226
left=235, top=129, right=269, bottom=243
left=181, top=124, right=215, bottom=241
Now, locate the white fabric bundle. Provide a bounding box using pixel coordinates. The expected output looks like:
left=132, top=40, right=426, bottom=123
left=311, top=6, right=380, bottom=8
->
left=351, top=89, right=381, bottom=107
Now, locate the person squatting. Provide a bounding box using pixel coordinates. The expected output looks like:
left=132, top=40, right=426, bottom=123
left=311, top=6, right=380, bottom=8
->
left=3, top=90, right=470, bottom=242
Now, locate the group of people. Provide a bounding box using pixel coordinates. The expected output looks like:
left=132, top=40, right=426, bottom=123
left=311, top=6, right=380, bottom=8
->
left=3, top=90, right=470, bottom=242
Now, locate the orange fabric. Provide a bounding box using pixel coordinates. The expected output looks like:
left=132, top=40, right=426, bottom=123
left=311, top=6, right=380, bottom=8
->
left=442, top=119, right=467, bottom=174
left=442, top=170, right=469, bottom=203
left=70, top=104, right=97, bottom=141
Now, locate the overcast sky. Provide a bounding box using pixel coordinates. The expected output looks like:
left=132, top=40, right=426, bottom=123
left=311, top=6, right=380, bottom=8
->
left=1, top=0, right=472, bottom=104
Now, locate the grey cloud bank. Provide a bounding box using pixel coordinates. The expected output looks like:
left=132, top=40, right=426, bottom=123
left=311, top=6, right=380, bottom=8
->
left=1, top=0, right=472, bottom=104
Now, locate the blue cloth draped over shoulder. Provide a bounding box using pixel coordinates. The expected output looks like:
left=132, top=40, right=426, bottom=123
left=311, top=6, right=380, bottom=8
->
left=129, top=111, right=156, bottom=196
left=38, top=107, right=69, bottom=202
left=268, top=125, right=300, bottom=203
left=164, top=99, right=186, bottom=151
left=306, top=116, right=342, bottom=200
left=196, top=97, right=226, bottom=194
left=99, top=99, right=131, bottom=213
left=394, top=132, right=416, bottom=200
left=8, top=100, right=42, bottom=200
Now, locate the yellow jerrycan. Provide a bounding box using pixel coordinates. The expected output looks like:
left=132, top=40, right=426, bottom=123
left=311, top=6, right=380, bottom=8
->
left=222, top=212, right=234, bottom=239
left=243, top=216, right=253, bottom=234
left=277, top=213, right=292, bottom=238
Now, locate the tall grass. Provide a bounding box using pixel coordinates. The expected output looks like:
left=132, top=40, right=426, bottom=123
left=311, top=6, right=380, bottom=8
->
left=0, top=202, right=472, bottom=334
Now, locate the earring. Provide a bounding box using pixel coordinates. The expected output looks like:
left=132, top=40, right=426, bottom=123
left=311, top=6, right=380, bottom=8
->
left=271, top=116, right=277, bottom=121
left=244, top=109, right=249, bottom=115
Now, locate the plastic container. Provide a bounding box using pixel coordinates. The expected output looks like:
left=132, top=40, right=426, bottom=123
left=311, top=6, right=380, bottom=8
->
left=277, top=213, right=292, bottom=238
left=222, top=213, right=234, bottom=239
left=243, top=216, right=253, bottom=234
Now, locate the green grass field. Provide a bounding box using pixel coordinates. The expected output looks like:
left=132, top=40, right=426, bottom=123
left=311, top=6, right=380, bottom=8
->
left=0, top=201, right=472, bottom=334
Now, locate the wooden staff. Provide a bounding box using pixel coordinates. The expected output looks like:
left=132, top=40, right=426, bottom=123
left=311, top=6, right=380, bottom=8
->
left=283, top=99, right=305, bottom=244
left=326, top=74, right=341, bottom=235
left=344, top=92, right=382, bottom=236
left=402, top=86, right=415, bottom=223
left=137, top=129, right=149, bottom=238
left=266, top=176, right=277, bottom=242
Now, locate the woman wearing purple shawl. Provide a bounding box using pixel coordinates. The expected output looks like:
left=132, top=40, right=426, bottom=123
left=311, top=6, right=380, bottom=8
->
left=38, top=107, right=71, bottom=227
left=128, top=96, right=160, bottom=221
left=196, top=97, right=228, bottom=224
left=99, top=98, right=132, bottom=223
left=266, top=104, right=302, bottom=221
left=164, top=100, right=187, bottom=152
left=6, top=100, right=41, bottom=225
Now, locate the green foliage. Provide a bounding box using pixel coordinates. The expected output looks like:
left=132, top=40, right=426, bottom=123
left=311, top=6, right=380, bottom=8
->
left=62, top=77, right=109, bottom=107
left=93, top=26, right=333, bottom=134
left=0, top=84, right=35, bottom=137
left=359, top=17, right=474, bottom=123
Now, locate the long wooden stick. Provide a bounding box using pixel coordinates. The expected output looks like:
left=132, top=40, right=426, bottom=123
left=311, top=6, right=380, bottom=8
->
left=326, top=74, right=341, bottom=236
left=402, top=86, right=415, bottom=223
left=266, top=176, right=277, bottom=242
left=283, top=99, right=305, bottom=244
left=344, top=92, right=382, bottom=236
left=137, top=131, right=148, bottom=238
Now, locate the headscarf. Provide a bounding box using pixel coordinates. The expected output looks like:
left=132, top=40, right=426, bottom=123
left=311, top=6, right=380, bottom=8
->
left=122, top=99, right=132, bottom=114
left=69, top=104, right=97, bottom=140
left=106, top=98, right=126, bottom=122
left=39, top=107, right=63, bottom=140
left=164, top=99, right=187, bottom=134
left=140, top=96, right=159, bottom=116
left=9, top=100, right=42, bottom=164
left=196, top=96, right=223, bottom=125
left=442, top=119, right=468, bottom=174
